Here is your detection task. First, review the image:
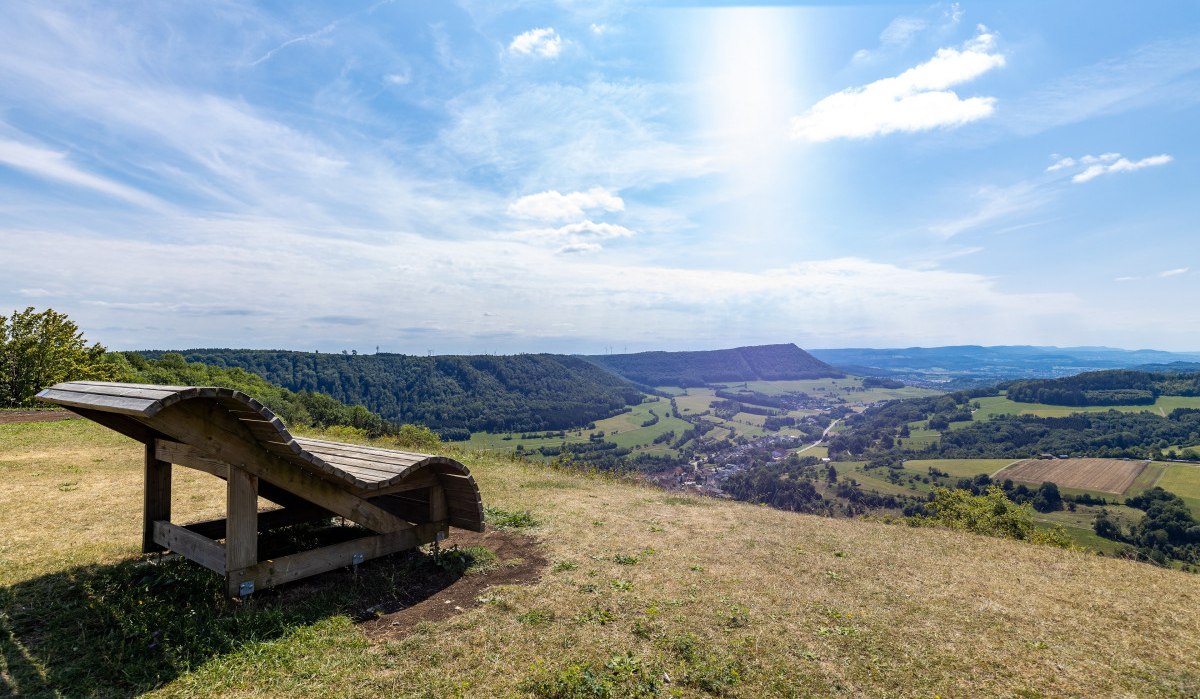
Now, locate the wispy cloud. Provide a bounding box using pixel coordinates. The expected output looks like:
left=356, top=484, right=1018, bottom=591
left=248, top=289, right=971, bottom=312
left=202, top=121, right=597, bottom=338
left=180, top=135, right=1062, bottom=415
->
left=930, top=181, right=1050, bottom=238
left=1005, top=36, right=1200, bottom=135
left=0, top=137, right=163, bottom=209
left=793, top=27, right=1004, bottom=141
left=1047, top=152, right=1173, bottom=183
left=1161, top=267, right=1189, bottom=278
left=852, top=3, right=963, bottom=62
left=509, top=28, right=563, bottom=58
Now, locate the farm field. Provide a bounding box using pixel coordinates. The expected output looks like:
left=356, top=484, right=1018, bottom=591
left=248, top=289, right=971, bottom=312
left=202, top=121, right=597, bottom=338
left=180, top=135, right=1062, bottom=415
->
left=995, top=458, right=1147, bottom=495
left=670, top=386, right=817, bottom=441
left=904, top=459, right=1019, bottom=478
left=1156, top=463, right=1200, bottom=513
left=465, top=398, right=691, bottom=457
left=736, top=377, right=940, bottom=403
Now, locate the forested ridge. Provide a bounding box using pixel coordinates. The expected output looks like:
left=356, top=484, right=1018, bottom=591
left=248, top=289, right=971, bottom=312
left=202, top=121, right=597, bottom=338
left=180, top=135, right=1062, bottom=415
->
left=1007, top=369, right=1200, bottom=406
left=139, top=349, right=644, bottom=435
left=583, top=343, right=843, bottom=387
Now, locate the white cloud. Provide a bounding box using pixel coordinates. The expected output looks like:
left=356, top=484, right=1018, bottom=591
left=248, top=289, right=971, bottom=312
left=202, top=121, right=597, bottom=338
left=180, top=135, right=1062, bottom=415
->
left=880, top=17, right=927, bottom=48
left=508, top=187, right=624, bottom=221
left=1115, top=276, right=1138, bottom=282
left=930, top=181, right=1050, bottom=238
left=513, top=219, right=635, bottom=253
left=1160, top=267, right=1188, bottom=277
left=590, top=23, right=608, bottom=35
left=0, top=137, right=163, bottom=209
left=793, top=27, right=1005, bottom=141
left=509, top=28, right=562, bottom=58
left=1073, top=154, right=1172, bottom=183
left=384, top=70, right=411, bottom=86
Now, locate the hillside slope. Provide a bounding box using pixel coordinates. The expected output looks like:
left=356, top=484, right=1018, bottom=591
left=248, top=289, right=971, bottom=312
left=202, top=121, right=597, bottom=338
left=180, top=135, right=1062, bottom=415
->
left=584, top=343, right=844, bottom=387
left=3, top=419, right=1198, bottom=697
left=139, top=349, right=644, bottom=434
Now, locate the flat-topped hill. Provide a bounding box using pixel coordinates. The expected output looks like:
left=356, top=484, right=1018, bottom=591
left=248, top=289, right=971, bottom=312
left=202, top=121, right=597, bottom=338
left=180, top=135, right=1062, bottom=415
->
left=584, top=343, right=844, bottom=387
left=4, top=418, right=1198, bottom=697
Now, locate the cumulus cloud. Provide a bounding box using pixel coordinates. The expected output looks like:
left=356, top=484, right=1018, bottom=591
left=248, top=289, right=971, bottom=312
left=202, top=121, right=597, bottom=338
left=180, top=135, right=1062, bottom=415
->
left=509, top=28, right=562, bottom=58
left=792, top=27, right=1004, bottom=142
left=508, top=187, right=624, bottom=221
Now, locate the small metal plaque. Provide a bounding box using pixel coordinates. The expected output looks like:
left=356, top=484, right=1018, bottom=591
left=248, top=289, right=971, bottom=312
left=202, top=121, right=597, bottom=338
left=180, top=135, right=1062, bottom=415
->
left=352, top=552, right=365, bottom=566
left=238, top=580, right=254, bottom=598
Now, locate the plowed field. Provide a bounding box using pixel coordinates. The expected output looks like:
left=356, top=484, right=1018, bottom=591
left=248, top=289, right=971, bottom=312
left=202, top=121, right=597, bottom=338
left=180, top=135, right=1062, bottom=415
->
left=996, top=458, right=1147, bottom=495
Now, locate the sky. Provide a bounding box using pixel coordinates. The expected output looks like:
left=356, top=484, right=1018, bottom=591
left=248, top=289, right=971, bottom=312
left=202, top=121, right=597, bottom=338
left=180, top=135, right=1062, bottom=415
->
left=1, top=1, right=1198, bottom=354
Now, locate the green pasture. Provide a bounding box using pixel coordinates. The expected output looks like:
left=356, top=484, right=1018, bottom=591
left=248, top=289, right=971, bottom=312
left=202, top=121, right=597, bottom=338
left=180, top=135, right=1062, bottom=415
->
left=737, top=377, right=939, bottom=403
left=1156, top=463, right=1200, bottom=513
left=903, top=459, right=1018, bottom=478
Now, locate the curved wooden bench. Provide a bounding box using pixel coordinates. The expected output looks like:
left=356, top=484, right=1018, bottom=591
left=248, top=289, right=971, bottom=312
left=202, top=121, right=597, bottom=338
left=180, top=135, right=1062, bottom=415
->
left=38, top=380, right=484, bottom=597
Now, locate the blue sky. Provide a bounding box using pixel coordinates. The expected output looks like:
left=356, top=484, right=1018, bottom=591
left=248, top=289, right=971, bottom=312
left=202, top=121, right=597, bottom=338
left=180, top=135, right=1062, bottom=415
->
left=1, top=1, right=1197, bottom=353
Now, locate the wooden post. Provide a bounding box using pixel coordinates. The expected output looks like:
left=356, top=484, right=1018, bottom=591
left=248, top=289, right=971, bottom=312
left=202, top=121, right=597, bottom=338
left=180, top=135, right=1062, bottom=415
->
left=429, top=484, right=448, bottom=523
left=226, top=464, right=259, bottom=596
left=143, top=442, right=172, bottom=553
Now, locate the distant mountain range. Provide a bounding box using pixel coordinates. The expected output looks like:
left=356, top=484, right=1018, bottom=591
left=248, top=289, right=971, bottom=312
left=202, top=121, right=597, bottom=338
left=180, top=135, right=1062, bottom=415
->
left=808, top=345, right=1200, bottom=388
left=582, top=343, right=843, bottom=387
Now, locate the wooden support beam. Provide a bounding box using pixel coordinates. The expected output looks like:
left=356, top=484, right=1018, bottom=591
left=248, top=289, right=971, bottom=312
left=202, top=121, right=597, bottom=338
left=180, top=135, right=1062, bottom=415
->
left=143, top=442, right=172, bottom=553
left=152, top=520, right=225, bottom=574
left=144, top=402, right=412, bottom=534
left=184, top=505, right=332, bottom=540
left=225, top=465, right=259, bottom=597
left=156, top=438, right=227, bottom=478
left=229, top=523, right=441, bottom=594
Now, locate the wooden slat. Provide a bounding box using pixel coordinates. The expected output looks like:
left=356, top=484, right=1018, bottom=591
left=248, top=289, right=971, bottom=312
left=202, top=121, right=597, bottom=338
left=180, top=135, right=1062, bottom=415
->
left=230, top=523, right=441, bottom=592
left=69, top=380, right=194, bottom=391
left=153, top=520, right=226, bottom=574
left=37, top=388, right=158, bottom=416
left=295, top=438, right=431, bottom=462
left=52, top=383, right=181, bottom=400
left=143, top=443, right=172, bottom=553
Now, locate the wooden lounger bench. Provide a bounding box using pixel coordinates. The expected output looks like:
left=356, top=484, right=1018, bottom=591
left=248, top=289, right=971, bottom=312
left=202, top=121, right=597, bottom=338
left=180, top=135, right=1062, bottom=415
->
left=37, top=381, right=484, bottom=598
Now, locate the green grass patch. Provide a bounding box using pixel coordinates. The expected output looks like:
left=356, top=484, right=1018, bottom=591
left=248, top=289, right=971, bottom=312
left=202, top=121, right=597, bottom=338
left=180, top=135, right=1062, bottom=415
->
left=905, top=459, right=1019, bottom=478
left=1155, top=463, right=1200, bottom=513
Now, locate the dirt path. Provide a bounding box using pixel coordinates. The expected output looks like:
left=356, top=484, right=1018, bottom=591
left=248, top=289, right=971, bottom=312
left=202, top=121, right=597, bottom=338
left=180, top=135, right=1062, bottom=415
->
left=360, top=527, right=548, bottom=641
left=0, top=410, right=80, bottom=424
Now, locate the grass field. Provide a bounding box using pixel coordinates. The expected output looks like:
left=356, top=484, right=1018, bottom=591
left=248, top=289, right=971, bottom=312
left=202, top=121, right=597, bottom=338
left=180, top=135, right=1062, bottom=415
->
left=903, top=459, right=1018, bottom=478
left=4, top=420, right=1200, bottom=697
left=735, top=377, right=940, bottom=403
left=1157, top=463, right=1200, bottom=513
left=996, top=458, right=1148, bottom=495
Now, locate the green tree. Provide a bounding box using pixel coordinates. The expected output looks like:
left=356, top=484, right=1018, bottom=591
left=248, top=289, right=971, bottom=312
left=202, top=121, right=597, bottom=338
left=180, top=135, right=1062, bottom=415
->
left=911, top=486, right=1072, bottom=547
left=0, top=307, right=115, bottom=407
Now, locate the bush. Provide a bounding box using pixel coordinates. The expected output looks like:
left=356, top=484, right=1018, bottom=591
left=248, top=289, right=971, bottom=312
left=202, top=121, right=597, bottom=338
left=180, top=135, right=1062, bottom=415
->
left=910, top=486, right=1072, bottom=547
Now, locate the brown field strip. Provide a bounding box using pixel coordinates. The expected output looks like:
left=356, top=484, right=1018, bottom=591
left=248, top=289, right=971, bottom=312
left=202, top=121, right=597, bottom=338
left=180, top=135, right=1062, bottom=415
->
left=996, top=458, right=1147, bottom=495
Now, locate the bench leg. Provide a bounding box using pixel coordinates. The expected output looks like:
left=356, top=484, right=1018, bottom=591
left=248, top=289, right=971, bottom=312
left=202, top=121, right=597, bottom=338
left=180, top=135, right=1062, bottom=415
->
left=143, top=442, right=172, bottom=553
left=226, top=465, right=259, bottom=597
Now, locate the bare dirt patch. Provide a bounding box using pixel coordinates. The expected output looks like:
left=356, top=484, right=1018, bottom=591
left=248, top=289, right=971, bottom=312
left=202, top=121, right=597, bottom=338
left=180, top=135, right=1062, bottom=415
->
left=360, top=527, right=547, bottom=640
left=996, top=458, right=1148, bottom=495
left=0, top=410, right=80, bottom=424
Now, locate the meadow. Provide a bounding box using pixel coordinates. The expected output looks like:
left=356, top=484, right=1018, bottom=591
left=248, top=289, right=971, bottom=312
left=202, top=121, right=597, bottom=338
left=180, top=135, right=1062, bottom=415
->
left=3, top=419, right=1200, bottom=697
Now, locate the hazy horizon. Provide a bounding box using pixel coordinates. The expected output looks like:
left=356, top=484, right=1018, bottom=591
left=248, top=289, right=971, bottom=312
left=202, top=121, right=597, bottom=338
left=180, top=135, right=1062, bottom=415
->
left=2, top=2, right=1197, bottom=354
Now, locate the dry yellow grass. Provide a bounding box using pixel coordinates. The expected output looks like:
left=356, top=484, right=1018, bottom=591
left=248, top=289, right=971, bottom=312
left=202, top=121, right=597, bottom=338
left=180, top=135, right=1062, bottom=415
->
left=4, top=419, right=1200, bottom=697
